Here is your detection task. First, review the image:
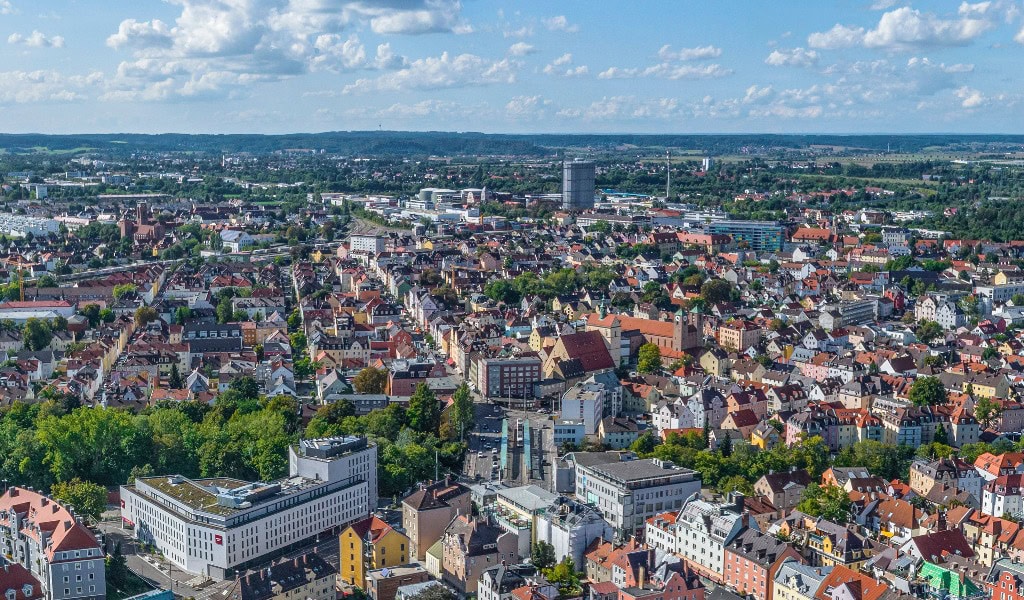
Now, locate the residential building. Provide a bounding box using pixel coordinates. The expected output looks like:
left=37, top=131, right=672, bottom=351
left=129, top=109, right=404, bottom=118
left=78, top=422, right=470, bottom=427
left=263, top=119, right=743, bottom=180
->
left=771, top=558, right=830, bottom=600
left=224, top=552, right=335, bottom=600
left=982, top=474, right=1024, bottom=519
left=0, top=487, right=105, bottom=600
left=440, top=516, right=518, bottom=595
left=722, top=528, right=803, bottom=600
left=533, top=496, right=613, bottom=566
left=402, top=477, right=472, bottom=561
left=673, top=493, right=754, bottom=583
left=754, top=470, right=812, bottom=513
left=339, top=515, right=410, bottom=587
left=365, top=565, right=431, bottom=600
left=562, top=160, right=596, bottom=211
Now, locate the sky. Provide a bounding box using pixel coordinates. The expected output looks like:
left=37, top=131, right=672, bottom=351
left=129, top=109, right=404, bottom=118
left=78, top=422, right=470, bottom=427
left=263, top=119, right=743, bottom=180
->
left=3, top=0, right=1024, bottom=134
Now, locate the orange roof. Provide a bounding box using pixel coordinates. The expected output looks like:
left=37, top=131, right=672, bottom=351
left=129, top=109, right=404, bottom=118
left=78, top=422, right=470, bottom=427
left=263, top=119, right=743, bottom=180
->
left=813, top=565, right=888, bottom=600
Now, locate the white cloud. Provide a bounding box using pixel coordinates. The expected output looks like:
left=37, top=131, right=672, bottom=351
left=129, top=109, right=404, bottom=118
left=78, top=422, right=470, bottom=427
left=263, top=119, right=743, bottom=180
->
left=102, top=0, right=472, bottom=100
left=106, top=19, right=172, bottom=50
left=657, top=44, right=721, bottom=61
left=542, top=53, right=588, bottom=77
left=0, top=0, right=15, bottom=15
left=808, top=24, right=867, bottom=49
left=0, top=70, right=96, bottom=104
left=543, top=15, right=578, bottom=33
left=343, top=51, right=518, bottom=94
left=508, top=42, right=535, bottom=56
left=955, top=85, right=985, bottom=107
left=765, top=47, right=818, bottom=67
left=598, top=63, right=731, bottom=80
left=808, top=5, right=998, bottom=50
left=1016, top=25, right=1024, bottom=44
left=505, top=95, right=550, bottom=118
left=8, top=30, right=64, bottom=48
left=555, top=95, right=687, bottom=121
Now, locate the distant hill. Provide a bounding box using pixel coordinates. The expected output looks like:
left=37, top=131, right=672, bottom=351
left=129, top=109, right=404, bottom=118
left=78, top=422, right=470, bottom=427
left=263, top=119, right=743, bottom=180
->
left=0, top=132, right=1022, bottom=157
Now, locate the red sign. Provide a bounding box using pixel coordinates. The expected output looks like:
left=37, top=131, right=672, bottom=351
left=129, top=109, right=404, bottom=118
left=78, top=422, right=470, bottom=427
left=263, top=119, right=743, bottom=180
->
left=120, top=500, right=125, bottom=508
left=214, top=535, right=223, bottom=545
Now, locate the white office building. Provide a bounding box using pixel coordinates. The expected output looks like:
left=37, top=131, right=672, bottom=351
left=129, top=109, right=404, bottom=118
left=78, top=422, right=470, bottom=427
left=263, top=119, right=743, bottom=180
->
left=120, top=436, right=377, bottom=580
left=574, top=456, right=701, bottom=537
left=350, top=234, right=386, bottom=255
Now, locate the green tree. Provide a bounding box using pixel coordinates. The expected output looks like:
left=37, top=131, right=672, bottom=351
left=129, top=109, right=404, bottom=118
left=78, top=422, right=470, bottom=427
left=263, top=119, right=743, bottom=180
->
left=353, top=367, right=388, bottom=394
left=23, top=317, right=53, bottom=351
left=168, top=364, right=183, bottom=390
left=974, top=395, right=1003, bottom=430
left=637, top=343, right=663, bottom=374
left=916, top=320, right=943, bottom=344
left=544, top=557, right=582, bottom=598
left=933, top=423, right=950, bottom=446
left=216, top=296, right=233, bottom=324
left=450, top=383, right=474, bottom=441
left=113, top=284, right=138, bottom=300
left=50, top=477, right=107, bottom=523
left=99, top=308, right=115, bottom=323
left=82, top=304, right=101, bottom=327
left=531, top=540, right=557, bottom=570
left=908, top=376, right=947, bottom=407
left=36, top=274, right=57, bottom=288
left=134, top=306, right=158, bottom=328
left=796, top=484, right=852, bottom=521
left=630, top=432, right=660, bottom=456
left=700, top=279, right=732, bottom=304
left=174, top=306, right=193, bottom=325
left=407, top=383, right=441, bottom=434
left=229, top=376, right=260, bottom=401
left=484, top=280, right=521, bottom=305
left=106, top=543, right=130, bottom=591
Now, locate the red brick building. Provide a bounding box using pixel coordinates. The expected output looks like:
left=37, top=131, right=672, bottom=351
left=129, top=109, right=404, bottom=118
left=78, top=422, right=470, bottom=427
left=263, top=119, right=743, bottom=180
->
left=723, top=528, right=802, bottom=600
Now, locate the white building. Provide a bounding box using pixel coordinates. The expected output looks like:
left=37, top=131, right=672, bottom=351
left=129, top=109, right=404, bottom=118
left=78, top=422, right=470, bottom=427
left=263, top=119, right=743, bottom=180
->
left=350, top=234, right=386, bottom=255
left=120, top=436, right=377, bottom=580
left=981, top=474, right=1024, bottom=519
left=533, top=497, right=613, bottom=566
left=0, top=214, right=59, bottom=238
left=560, top=381, right=607, bottom=435
left=220, top=229, right=254, bottom=252
left=574, top=457, right=701, bottom=537
left=673, top=493, right=753, bottom=583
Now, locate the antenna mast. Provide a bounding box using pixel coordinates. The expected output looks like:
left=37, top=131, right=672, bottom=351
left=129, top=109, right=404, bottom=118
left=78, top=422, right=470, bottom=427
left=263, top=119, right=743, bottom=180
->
left=665, top=150, right=671, bottom=201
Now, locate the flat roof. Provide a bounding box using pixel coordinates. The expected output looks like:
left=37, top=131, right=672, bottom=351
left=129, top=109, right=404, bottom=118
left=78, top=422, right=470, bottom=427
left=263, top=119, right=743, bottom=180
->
left=497, top=485, right=557, bottom=513
left=587, top=459, right=699, bottom=484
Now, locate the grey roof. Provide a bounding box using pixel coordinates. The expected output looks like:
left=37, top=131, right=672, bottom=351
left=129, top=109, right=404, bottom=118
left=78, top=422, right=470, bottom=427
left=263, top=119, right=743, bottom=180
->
left=497, top=485, right=558, bottom=513
left=587, top=458, right=699, bottom=484
left=773, top=557, right=831, bottom=594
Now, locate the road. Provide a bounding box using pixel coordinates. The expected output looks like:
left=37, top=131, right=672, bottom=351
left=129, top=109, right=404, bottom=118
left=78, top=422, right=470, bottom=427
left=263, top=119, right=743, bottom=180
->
left=463, top=401, right=505, bottom=482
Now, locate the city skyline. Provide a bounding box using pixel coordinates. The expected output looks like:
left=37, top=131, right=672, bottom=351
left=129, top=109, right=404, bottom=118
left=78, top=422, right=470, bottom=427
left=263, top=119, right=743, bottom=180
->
left=2, top=1, right=1024, bottom=134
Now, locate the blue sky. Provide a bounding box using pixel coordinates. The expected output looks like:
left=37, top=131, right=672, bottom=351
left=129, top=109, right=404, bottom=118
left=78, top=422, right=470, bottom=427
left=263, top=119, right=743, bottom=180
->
left=3, top=0, right=1024, bottom=134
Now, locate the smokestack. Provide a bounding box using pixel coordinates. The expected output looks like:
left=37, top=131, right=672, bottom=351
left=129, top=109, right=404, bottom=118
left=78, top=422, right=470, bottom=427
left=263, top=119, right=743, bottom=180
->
left=639, top=566, right=646, bottom=589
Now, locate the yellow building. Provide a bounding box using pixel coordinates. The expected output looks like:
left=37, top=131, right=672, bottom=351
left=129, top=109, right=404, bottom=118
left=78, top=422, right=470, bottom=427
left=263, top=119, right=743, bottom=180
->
left=339, top=515, right=410, bottom=587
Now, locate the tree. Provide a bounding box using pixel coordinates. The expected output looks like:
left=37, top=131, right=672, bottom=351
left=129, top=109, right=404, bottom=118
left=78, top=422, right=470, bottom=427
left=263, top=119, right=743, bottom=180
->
left=50, top=478, right=107, bottom=523
left=36, top=274, right=57, bottom=288
left=82, top=304, right=101, bottom=327
left=134, top=306, right=158, bottom=328
left=916, top=320, right=943, bottom=344
left=409, top=585, right=457, bottom=600
left=630, top=432, right=660, bottom=456
left=99, top=308, right=115, bottom=323
left=168, top=364, right=183, bottom=390
left=637, top=343, right=663, bottom=374
left=407, top=383, right=441, bottom=434
left=450, top=383, right=474, bottom=441
left=23, top=317, right=53, bottom=351
left=796, top=484, right=852, bottom=521
left=531, top=540, right=557, bottom=570
left=216, top=296, right=233, bottom=324
left=229, top=376, right=260, bottom=401
left=974, top=395, right=1003, bottom=430
left=544, top=557, right=582, bottom=598
left=908, top=376, right=947, bottom=407
left=933, top=423, right=950, bottom=446
left=484, top=280, right=521, bottom=305
left=353, top=368, right=388, bottom=394
left=719, top=433, right=733, bottom=457
left=106, top=543, right=130, bottom=591
left=700, top=279, right=732, bottom=304
left=174, top=306, right=193, bottom=325
left=113, top=284, right=138, bottom=300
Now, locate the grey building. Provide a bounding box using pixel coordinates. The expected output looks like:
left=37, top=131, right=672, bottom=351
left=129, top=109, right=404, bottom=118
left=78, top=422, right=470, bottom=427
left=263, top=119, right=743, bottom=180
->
left=562, top=160, right=595, bottom=211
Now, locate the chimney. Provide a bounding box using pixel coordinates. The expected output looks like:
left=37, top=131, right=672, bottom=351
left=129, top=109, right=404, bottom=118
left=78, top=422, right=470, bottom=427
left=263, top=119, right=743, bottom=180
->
left=639, top=566, right=646, bottom=589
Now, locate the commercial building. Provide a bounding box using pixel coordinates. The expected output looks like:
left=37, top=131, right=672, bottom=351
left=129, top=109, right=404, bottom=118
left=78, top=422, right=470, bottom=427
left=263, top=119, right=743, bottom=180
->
left=475, top=355, right=542, bottom=399
left=491, top=485, right=557, bottom=559
left=708, top=220, right=784, bottom=252
left=0, top=487, right=106, bottom=600
left=0, top=214, right=59, bottom=238
left=562, top=160, right=596, bottom=211
left=120, top=436, right=378, bottom=580
left=575, top=457, right=701, bottom=537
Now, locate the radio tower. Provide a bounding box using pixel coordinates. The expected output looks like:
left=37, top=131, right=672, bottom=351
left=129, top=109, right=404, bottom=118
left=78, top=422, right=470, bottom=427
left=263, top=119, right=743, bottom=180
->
left=665, top=150, right=671, bottom=201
